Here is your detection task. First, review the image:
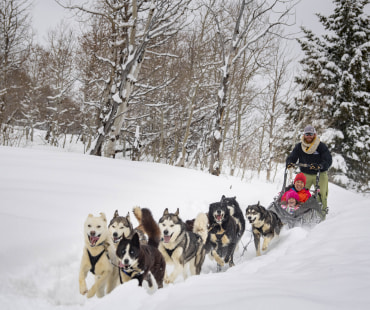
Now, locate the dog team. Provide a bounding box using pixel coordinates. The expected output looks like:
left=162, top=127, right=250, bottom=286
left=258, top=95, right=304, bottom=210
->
left=79, top=196, right=283, bottom=298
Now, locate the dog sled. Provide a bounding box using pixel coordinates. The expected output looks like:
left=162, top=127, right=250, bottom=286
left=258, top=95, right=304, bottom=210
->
left=268, top=164, right=326, bottom=229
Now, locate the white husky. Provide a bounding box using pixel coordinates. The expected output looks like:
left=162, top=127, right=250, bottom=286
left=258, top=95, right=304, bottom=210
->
left=79, top=213, right=118, bottom=298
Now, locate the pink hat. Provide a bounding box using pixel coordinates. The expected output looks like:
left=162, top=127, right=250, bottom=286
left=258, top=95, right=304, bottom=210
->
left=294, top=173, right=306, bottom=186
left=286, top=190, right=300, bottom=202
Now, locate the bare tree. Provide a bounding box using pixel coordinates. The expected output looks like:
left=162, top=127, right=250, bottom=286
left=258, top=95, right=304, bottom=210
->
left=0, top=0, right=31, bottom=132
left=58, top=0, right=192, bottom=157
left=204, top=0, right=296, bottom=175
left=42, top=22, right=77, bottom=146
left=262, top=43, right=295, bottom=181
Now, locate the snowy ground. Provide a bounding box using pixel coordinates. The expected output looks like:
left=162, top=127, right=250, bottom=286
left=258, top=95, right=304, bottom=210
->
left=0, top=145, right=369, bottom=310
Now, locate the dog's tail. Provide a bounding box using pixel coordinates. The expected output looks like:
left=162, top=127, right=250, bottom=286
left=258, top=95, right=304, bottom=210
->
left=133, top=206, right=161, bottom=248
left=192, top=212, right=208, bottom=244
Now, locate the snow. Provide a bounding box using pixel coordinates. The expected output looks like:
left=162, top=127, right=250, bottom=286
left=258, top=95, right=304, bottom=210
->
left=112, top=92, right=123, bottom=104
left=0, top=145, right=369, bottom=310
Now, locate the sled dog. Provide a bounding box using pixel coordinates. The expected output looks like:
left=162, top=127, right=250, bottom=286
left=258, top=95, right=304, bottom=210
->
left=220, top=195, right=246, bottom=240
left=158, top=209, right=208, bottom=283
left=205, top=198, right=242, bottom=268
left=245, top=202, right=283, bottom=256
left=116, top=207, right=166, bottom=289
left=79, top=213, right=117, bottom=298
left=108, top=210, right=147, bottom=246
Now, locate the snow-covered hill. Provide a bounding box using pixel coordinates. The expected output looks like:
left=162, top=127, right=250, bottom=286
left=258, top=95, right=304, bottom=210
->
left=0, top=146, right=369, bottom=310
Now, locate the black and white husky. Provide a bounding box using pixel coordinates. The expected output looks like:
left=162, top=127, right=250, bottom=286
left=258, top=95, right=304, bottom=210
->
left=245, top=202, right=283, bottom=256
left=158, top=208, right=208, bottom=283
left=116, top=207, right=166, bottom=289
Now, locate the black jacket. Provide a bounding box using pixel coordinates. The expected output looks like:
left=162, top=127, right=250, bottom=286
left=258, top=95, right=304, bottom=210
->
left=286, top=142, right=332, bottom=175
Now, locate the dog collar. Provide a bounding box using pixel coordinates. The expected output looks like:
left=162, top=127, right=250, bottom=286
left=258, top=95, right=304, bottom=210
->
left=120, top=268, right=144, bottom=278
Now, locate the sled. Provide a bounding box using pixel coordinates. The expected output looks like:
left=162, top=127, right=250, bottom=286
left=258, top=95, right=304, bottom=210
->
left=268, top=164, right=326, bottom=229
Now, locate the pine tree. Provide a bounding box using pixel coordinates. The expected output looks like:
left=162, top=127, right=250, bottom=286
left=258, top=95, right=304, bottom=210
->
left=288, top=0, right=370, bottom=191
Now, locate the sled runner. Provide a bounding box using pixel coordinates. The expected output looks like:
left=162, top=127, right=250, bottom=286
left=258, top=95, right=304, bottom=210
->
left=268, top=164, right=326, bottom=228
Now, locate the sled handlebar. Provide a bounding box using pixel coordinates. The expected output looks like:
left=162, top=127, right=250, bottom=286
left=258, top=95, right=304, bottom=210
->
left=287, top=163, right=321, bottom=171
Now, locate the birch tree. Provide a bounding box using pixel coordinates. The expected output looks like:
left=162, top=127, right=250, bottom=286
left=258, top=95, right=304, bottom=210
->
left=205, top=0, right=296, bottom=175
left=58, top=0, right=192, bottom=157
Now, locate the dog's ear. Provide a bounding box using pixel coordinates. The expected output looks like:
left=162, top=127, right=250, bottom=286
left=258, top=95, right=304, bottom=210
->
left=259, top=205, right=267, bottom=219
left=175, top=208, right=179, bottom=216
left=114, top=210, right=119, bottom=218
left=221, top=195, right=226, bottom=201
left=100, top=212, right=107, bottom=222
left=126, top=212, right=131, bottom=221
left=163, top=208, right=169, bottom=215
left=132, top=233, right=140, bottom=248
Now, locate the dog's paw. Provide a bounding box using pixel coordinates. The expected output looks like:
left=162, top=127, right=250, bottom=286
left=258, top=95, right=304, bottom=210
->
left=262, top=245, right=267, bottom=251
left=86, top=286, right=97, bottom=298
left=79, top=284, right=88, bottom=295
left=164, top=276, right=172, bottom=284
left=80, top=289, right=88, bottom=296
left=86, top=290, right=95, bottom=298
left=214, top=256, right=225, bottom=266
left=228, top=261, right=235, bottom=267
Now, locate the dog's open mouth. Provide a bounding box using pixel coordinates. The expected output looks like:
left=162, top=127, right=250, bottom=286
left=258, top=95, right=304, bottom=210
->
left=113, top=236, right=122, bottom=243
left=88, top=234, right=101, bottom=246
left=163, top=234, right=173, bottom=243
left=119, top=261, right=131, bottom=270
left=215, top=214, right=224, bottom=223
left=247, top=217, right=255, bottom=224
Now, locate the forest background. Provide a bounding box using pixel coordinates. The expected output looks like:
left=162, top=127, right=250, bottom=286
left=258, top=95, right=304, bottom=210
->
left=1, top=0, right=369, bottom=192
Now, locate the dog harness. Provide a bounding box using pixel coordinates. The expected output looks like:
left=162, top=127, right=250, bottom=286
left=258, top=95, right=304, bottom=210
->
left=87, top=249, right=106, bottom=275
left=119, top=268, right=144, bottom=284
left=165, top=248, right=175, bottom=257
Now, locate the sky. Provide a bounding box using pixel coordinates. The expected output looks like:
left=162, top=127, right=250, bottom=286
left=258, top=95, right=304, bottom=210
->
left=0, top=137, right=369, bottom=310
left=32, top=0, right=335, bottom=46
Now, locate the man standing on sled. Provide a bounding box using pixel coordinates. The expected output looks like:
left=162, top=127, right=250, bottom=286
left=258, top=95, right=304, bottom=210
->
left=286, top=125, right=332, bottom=217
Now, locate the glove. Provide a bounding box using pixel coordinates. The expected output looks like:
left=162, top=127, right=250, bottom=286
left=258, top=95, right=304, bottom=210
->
left=287, top=163, right=295, bottom=169
left=310, top=163, right=321, bottom=170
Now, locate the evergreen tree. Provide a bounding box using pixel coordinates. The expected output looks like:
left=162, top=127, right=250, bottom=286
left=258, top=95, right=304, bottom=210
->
left=287, top=0, right=370, bottom=191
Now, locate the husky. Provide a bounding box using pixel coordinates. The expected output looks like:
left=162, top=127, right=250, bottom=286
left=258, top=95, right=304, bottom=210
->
left=116, top=207, right=166, bottom=289
left=205, top=198, right=242, bottom=268
left=220, top=195, right=246, bottom=240
left=79, top=213, right=117, bottom=298
left=108, top=210, right=147, bottom=246
left=245, top=202, right=283, bottom=256
left=158, top=209, right=208, bottom=284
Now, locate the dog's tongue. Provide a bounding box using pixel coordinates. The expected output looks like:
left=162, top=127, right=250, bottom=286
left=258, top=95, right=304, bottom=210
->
left=216, top=215, right=223, bottom=221
left=119, top=261, right=129, bottom=270
left=90, top=235, right=100, bottom=245
left=163, top=235, right=171, bottom=243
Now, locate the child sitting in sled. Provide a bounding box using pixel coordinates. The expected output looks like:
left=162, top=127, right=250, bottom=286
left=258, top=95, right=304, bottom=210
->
left=281, top=190, right=300, bottom=214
